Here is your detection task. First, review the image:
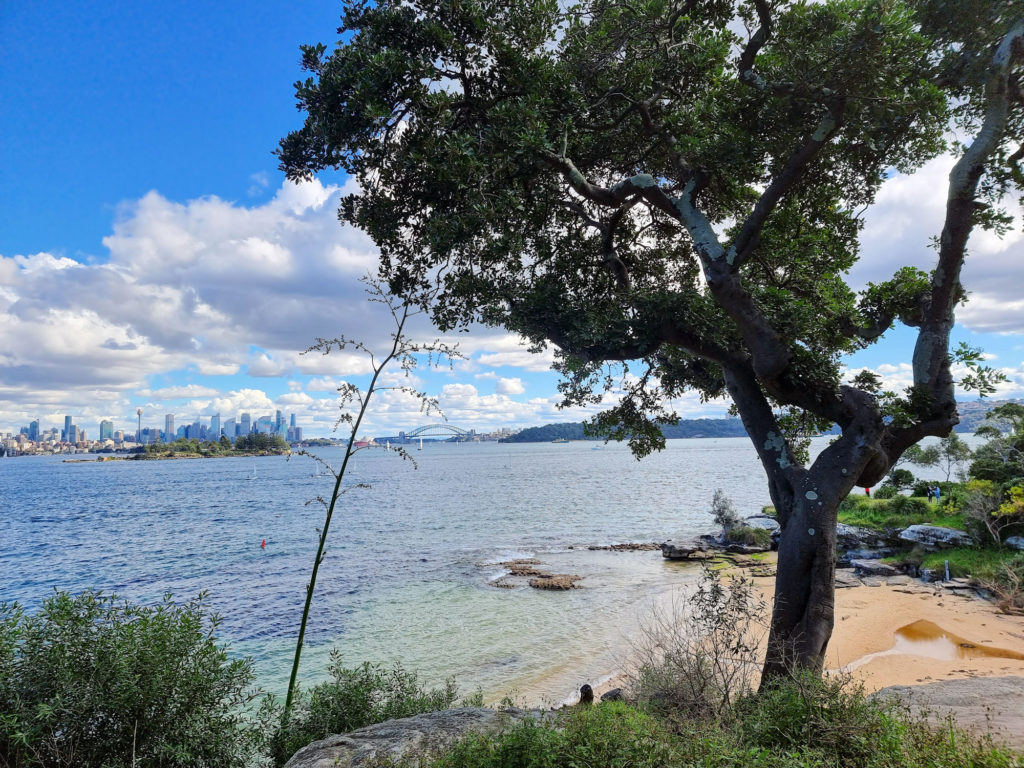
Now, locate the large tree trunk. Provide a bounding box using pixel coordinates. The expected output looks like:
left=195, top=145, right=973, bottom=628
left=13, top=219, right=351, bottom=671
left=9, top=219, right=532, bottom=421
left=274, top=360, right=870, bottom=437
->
left=760, top=487, right=841, bottom=680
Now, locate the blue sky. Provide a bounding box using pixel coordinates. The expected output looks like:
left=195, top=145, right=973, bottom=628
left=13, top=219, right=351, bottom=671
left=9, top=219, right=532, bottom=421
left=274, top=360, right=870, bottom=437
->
left=2, top=2, right=1023, bottom=440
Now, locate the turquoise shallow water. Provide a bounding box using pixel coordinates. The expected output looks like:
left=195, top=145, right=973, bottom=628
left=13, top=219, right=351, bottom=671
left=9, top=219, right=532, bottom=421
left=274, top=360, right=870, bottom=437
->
left=1, top=438, right=774, bottom=704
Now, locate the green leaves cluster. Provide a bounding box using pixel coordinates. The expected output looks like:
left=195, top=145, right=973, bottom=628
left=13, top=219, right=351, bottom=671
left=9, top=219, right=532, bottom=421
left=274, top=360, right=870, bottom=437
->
left=0, top=592, right=258, bottom=768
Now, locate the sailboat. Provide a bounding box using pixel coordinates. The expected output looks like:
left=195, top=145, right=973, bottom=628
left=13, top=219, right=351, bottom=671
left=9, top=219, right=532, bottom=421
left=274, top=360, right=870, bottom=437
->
left=418, top=437, right=423, bottom=451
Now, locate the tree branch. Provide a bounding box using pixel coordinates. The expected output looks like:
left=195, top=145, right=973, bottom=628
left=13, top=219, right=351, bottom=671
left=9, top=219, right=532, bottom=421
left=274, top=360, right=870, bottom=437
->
left=911, top=17, right=1024, bottom=410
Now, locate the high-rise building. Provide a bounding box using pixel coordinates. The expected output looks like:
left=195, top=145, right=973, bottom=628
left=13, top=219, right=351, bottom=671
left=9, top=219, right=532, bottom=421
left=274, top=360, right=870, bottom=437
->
left=69, top=425, right=80, bottom=444
left=29, top=420, right=39, bottom=441
left=290, top=413, right=296, bottom=428
left=210, top=413, right=221, bottom=440
left=99, top=420, right=113, bottom=440
left=223, top=417, right=236, bottom=440
left=165, top=414, right=174, bottom=441
left=275, top=410, right=283, bottom=432
left=63, top=415, right=72, bottom=442
left=255, top=415, right=274, bottom=434
left=240, top=413, right=251, bottom=435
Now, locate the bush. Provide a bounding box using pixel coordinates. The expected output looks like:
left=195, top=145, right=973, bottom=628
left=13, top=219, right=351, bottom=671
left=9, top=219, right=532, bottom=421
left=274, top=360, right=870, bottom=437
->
left=723, top=525, right=772, bottom=548
left=888, top=495, right=932, bottom=517
left=263, top=655, right=477, bottom=766
left=735, top=672, right=899, bottom=766
left=627, top=567, right=766, bottom=724
left=873, top=484, right=900, bottom=499
left=0, top=591, right=258, bottom=768
left=431, top=703, right=679, bottom=768
left=711, top=488, right=742, bottom=530
left=978, top=554, right=1024, bottom=615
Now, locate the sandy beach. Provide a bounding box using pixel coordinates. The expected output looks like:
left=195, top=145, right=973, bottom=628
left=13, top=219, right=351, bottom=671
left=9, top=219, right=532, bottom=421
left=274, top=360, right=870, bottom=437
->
left=579, top=556, right=1024, bottom=750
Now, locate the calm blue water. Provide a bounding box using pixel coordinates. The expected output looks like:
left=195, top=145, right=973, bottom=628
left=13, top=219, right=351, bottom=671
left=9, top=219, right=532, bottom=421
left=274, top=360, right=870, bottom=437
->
left=1, top=438, right=773, bottom=704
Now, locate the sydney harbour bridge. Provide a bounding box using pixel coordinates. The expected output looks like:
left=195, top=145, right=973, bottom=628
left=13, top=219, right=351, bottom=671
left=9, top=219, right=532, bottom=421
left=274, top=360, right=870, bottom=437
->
left=372, top=424, right=476, bottom=444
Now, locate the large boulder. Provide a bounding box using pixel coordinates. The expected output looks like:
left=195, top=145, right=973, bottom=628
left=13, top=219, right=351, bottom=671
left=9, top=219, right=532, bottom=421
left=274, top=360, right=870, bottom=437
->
left=661, top=539, right=707, bottom=560
left=742, top=515, right=780, bottom=535
left=284, top=707, right=543, bottom=768
left=850, top=559, right=900, bottom=577
left=1004, top=536, right=1024, bottom=551
left=836, top=523, right=891, bottom=550
left=898, top=525, right=973, bottom=550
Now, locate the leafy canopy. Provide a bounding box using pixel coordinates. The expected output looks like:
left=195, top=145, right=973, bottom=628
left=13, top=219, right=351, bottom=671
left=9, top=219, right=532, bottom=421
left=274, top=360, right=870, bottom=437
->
left=280, top=0, right=1020, bottom=456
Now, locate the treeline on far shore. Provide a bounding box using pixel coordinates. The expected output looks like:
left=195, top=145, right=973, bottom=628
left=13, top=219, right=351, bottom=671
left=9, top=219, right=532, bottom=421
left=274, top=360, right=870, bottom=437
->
left=500, top=418, right=748, bottom=443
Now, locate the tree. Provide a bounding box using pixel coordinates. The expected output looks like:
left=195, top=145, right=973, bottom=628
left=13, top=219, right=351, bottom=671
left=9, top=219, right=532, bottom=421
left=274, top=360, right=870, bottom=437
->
left=279, top=0, right=1024, bottom=680
left=904, top=432, right=972, bottom=482
left=971, top=402, right=1024, bottom=485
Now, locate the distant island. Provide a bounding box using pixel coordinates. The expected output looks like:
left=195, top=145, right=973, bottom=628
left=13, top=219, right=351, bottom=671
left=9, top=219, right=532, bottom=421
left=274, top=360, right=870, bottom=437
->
left=500, top=418, right=749, bottom=443
left=63, top=434, right=293, bottom=461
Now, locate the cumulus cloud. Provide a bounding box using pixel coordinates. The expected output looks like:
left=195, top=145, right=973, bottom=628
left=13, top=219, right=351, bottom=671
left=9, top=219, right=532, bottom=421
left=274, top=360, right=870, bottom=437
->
left=495, top=377, right=525, bottom=395
left=855, top=154, right=1024, bottom=334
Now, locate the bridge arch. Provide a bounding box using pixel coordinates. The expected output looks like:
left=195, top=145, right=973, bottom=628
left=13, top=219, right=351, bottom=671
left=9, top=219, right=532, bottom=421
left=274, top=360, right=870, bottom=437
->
left=404, top=424, right=470, bottom=438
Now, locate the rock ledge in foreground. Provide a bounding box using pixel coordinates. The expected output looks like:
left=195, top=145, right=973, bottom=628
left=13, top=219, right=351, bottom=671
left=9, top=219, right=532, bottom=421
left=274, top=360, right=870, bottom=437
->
left=285, top=707, right=545, bottom=768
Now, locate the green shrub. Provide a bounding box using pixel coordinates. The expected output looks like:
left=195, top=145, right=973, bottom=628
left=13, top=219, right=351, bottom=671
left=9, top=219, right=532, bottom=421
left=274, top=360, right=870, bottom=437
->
left=873, top=484, right=900, bottom=499
left=429, top=703, right=678, bottom=768
left=724, top=525, right=772, bottom=548
left=263, top=655, right=477, bottom=766
left=0, top=591, right=258, bottom=768
left=888, top=495, right=932, bottom=517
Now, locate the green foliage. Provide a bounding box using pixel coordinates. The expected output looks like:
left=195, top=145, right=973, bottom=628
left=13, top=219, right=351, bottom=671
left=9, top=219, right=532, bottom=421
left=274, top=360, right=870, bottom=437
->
left=431, top=703, right=678, bottom=768
left=873, top=484, right=900, bottom=499
left=711, top=488, right=742, bottom=530
left=917, top=546, right=1020, bottom=580
left=837, top=494, right=965, bottom=531
left=629, top=567, right=766, bottom=725
left=419, top=678, right=1020, bottom=768
left=234, top=432, right=290, bottom=453
left=0, top=591, right=258, bottom=768
left=724, top=526, right=772, bottom=549
left=263, top=656, right=472, bottom=767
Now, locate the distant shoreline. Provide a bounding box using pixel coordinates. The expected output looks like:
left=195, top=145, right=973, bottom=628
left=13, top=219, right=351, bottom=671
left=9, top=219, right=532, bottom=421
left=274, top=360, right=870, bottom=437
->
left=62, top=451, right=287, bottom=463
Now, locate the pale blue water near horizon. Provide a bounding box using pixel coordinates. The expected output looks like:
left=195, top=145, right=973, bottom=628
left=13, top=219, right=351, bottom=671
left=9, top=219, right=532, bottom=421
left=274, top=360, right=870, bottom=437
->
left=2, top=438, right=779, bottom=704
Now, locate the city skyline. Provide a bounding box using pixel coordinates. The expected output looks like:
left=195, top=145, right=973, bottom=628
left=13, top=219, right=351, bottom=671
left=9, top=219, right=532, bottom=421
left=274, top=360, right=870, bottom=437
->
left=2, top=3, right=1023, bottom=439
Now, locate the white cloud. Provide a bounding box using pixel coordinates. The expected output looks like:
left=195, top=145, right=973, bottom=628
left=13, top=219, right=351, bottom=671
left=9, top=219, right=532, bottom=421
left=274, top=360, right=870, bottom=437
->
left=495, top=377, right=525, bottom=395
left=136, top=384, right=220, bottom=399
left=856, top=154, right=1024, bottom=334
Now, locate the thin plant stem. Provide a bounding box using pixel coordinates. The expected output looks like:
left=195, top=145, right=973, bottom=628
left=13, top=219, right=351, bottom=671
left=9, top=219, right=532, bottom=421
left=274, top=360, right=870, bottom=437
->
left=282, top=305, right=410, bottom=721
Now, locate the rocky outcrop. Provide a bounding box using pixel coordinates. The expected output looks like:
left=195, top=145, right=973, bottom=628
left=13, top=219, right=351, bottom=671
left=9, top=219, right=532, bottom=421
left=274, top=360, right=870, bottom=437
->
left=1004, top=536, right=1024, bottom=551
left=898, top=525, right=974, bottom=550
left=850, top=559, right=901, bottom=577
left=874, top=676, right=1024, bottom=752
left=836, top=523, right=893, bottom=550
left=587, top=542, right=660, bottom=551
left=529, top=574, right=582, bottom=590
left=660, top=539, right=708, bottom=560
left=284, top=707, right=544, bottom=768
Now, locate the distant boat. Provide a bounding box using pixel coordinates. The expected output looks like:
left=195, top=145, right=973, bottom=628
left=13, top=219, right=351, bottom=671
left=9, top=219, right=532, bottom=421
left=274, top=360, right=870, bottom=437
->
left=551, top=438, right=569, bottom=444
left=418, top=437, right=423, bottom=451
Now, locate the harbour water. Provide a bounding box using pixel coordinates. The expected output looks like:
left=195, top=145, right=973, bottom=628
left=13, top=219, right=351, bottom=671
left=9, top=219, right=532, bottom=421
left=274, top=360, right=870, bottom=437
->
left=1, top=438, right=775, bottom=704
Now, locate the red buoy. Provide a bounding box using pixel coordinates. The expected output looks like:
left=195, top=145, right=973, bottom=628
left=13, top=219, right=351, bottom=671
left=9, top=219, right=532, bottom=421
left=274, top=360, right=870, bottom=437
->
left=261, top=538, right=266, bottom=549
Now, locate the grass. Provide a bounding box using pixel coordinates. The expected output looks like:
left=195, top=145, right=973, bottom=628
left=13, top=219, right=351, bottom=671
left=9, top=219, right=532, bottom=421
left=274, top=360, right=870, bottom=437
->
left=837, top=495, right=967, bottom=532
left=918, top=547, right=1020, bottom=580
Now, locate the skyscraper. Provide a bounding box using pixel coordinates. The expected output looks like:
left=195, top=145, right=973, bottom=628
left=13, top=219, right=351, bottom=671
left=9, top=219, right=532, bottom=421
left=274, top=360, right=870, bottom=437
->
left=165, top=414, right=174, bottom=441
left=290, top=412, right=296, bottom=428
left=63, top=415, right=72, bottom=442
left=275, top=410, right=283, bottom=431
left=99, top=420, right=113, bottom=440
left=210, top=413, right=221, bottom=440
left=29, top=420, right=39, bottom=441
left=223, top=417, right=236, bottom=441
left=240, top=413, right=251, bottom=435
